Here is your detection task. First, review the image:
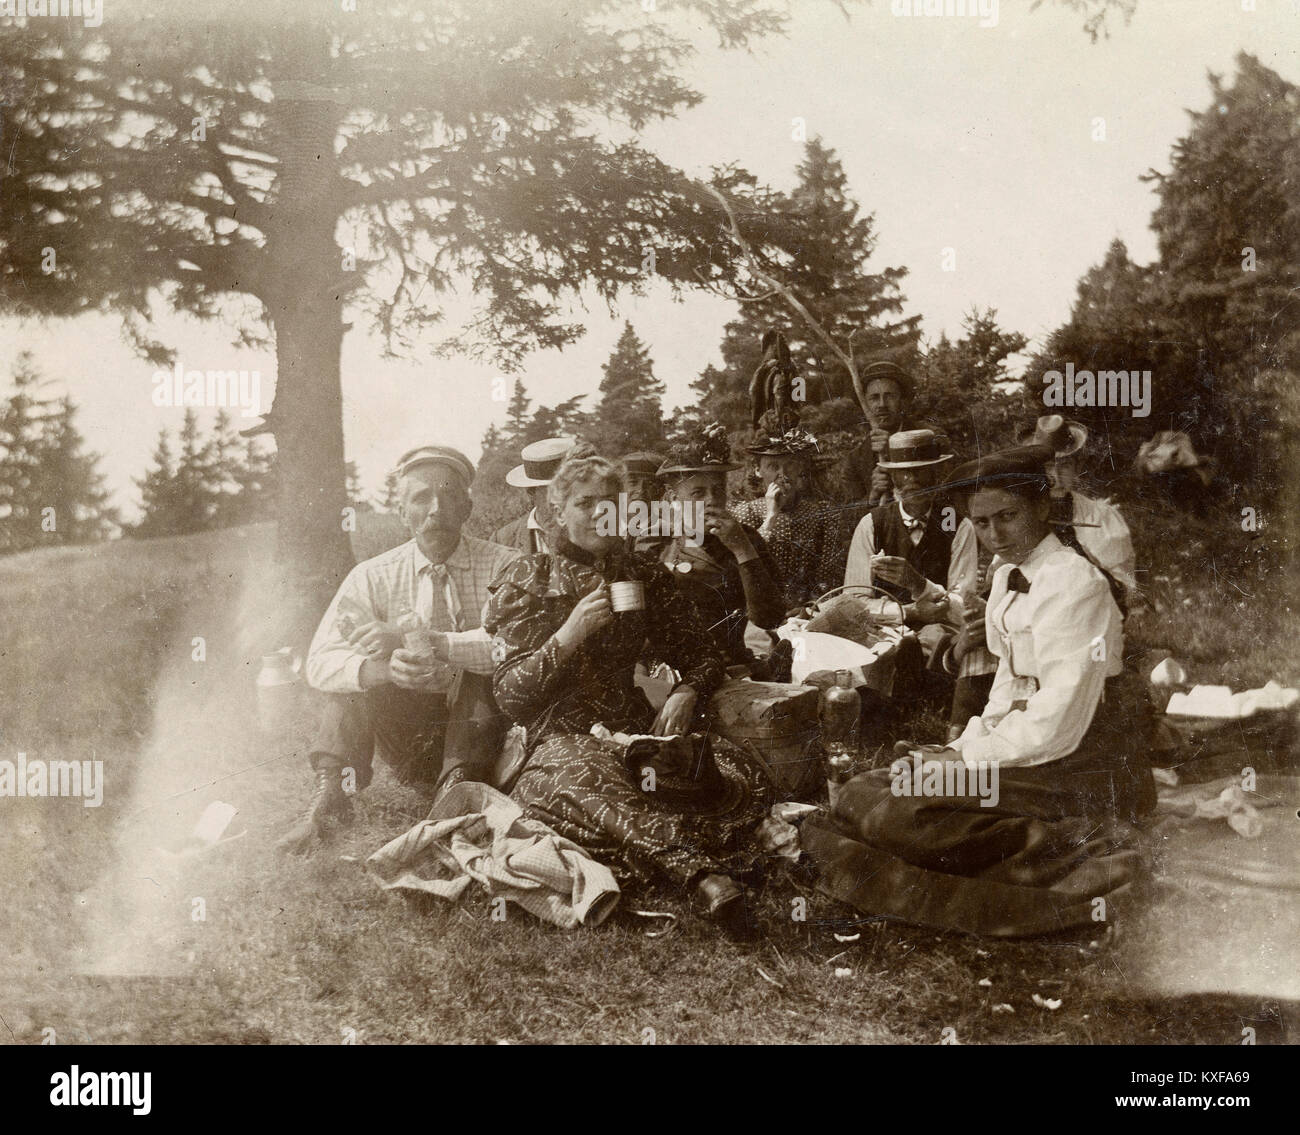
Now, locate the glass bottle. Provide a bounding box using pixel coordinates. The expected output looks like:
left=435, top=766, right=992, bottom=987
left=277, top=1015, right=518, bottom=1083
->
left=819, top=669, right=860, bottom=805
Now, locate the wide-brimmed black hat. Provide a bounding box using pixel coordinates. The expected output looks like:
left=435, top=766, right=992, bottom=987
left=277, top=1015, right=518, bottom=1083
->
left=658, top=424, right=740, bottom=476
left=744, top=425, right=835, bottom=464
left=946, top=444, right=1054, bottom=496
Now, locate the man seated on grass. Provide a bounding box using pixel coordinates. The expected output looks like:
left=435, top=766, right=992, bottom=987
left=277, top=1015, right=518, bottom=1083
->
left=278, top=445, right=519, bottom=853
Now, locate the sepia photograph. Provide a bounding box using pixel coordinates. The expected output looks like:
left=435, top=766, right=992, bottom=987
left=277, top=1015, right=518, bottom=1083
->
left=0, top=0, right=1296, bottom=1077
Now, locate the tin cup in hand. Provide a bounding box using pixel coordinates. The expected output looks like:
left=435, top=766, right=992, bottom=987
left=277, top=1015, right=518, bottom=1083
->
left=609, top=580, right=646, bottom=613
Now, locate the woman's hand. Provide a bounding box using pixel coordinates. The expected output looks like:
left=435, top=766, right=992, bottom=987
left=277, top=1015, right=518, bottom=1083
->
left=952, top=615, right=986, bottom=663
left=705, top=505, right=755, bottom=561
left=554, top=583, right=612, bottom=651
left=652, top=686, right=698, bottom=737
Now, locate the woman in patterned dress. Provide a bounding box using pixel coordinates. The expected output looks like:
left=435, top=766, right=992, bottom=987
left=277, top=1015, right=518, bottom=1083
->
left=483, top=454, right=775, bottom=930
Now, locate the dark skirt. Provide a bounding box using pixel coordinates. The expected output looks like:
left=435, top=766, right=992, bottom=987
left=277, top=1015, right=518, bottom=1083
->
left=511, top=733, right=775, bottom=887
left=805, top=675, right=1157, bottom=937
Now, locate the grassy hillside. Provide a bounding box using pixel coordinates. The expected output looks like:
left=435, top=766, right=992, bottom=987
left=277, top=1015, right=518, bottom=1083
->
left=0, top=509, right=1295, bottom=1044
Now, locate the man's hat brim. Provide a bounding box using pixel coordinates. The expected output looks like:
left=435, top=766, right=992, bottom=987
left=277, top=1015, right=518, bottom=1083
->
left=878, top=453, right=954, bottom=470
left=505, top=465, right=554, bottom=488
left=657, top=460, right=742, bottom=476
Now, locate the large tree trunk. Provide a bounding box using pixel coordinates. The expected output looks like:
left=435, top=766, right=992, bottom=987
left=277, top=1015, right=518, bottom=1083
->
left=260, top=40, right=356, bottom=635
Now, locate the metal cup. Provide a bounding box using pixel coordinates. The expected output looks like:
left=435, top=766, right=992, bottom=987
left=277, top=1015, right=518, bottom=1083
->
left=609, top=581, right=646, bottom=613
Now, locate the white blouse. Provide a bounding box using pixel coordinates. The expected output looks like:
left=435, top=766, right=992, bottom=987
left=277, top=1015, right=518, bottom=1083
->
left=949, top=533, right=1123, bottom=770
left=1071, top=492, right=1137, bottom=596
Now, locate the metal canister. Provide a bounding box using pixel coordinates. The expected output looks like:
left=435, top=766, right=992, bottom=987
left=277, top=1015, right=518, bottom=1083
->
left=256, top=648, right=302, bottom=734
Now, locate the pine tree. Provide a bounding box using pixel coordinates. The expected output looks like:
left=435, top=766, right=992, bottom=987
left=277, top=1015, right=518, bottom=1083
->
left=344, top=460, right=373, bottom=513
left=591, top=323, right=664, bottom=454
left=502, top=380, right=533, bottom=451
left=686, top=139, right=921, bottom=437
left=173, top=409, right=217, bottom=534
left=378, top=468, right=401, bottom=513
left=207, top=409, right=246, bottom=529
left=29, top=396, right=118, bottom=546
left=134, top=429, right=183, bottom=539
left=528, top=395, right=590, bottom=445
left=0, top=352, right=58, bottom=553
left=232, top=437, right=277, bottom=525
left=915, top=309, right=1029, bottom=461
left=1141, top=52, right=1300, bottom=492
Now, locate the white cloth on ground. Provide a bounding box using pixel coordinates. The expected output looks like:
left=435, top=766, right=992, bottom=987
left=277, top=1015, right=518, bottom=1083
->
left=366, top=781, right=620, bottom=929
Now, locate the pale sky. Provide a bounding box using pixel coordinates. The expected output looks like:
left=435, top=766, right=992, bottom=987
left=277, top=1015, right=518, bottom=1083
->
left=5, top=0, right=1297, bottom=518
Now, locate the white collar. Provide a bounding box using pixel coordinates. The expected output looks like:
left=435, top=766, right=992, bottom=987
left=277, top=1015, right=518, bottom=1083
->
left=1016, top=532, right=1063, bottom=584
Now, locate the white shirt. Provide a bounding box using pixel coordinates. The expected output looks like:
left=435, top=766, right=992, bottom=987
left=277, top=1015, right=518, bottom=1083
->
left=306, top=535, right=519, bottom=694
left=526, top=508, right=551, bottom=555
left=1070, top=492, right=1136, bottom=596
left=949, top=533, right=1122, bottom=770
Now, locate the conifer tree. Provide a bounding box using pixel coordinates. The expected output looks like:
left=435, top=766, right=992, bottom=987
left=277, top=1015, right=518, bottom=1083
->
left=592, top=323, right=663, bottom=455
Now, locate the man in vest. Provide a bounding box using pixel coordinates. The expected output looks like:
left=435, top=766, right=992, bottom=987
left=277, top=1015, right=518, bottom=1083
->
left=843, top=429, right=961, bottom=669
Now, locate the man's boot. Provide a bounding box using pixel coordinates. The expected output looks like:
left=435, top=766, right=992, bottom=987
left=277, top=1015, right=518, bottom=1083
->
left=277, top=765, right=354, bottom=854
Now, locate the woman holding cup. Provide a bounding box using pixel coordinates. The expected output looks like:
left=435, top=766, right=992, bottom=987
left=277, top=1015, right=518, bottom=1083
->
left=483, top=453, right=775, bottom=933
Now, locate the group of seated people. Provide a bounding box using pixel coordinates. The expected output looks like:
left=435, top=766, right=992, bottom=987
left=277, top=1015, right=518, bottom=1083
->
left=280, top=362, right=1151, bottom=940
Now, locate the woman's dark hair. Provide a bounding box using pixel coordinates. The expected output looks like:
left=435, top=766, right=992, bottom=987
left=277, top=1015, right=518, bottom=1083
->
left=949, top=444, right=1127, bottom=619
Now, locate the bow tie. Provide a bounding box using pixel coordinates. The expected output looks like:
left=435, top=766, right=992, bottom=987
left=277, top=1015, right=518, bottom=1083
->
left=900, top=513, right=926, bottom=531
left=1007, top=567, right=1031, bottom=594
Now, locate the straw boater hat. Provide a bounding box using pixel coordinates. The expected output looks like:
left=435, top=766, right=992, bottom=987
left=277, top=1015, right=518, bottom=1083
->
left=1027, top=414, right=1088, bottom=459
left=657, top=424, right=741, bottom=476
left=876, top=429, right=954, bottom=470
left=506, top=436, right=573, bottom=488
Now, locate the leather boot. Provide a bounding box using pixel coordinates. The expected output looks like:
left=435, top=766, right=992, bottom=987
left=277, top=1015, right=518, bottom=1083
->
left=277, top=766, right=354, bottom=854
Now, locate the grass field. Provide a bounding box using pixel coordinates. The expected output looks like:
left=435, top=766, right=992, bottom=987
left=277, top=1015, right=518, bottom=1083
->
left=0, top=506, right=1296, bottom=1045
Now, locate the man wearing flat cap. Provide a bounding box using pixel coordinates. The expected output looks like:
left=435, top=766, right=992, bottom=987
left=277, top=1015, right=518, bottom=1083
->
left=492, top=436, right=575, bottom=554
left=279, top=445, right=520, bottom=853
left=839, top=361, right=918, bottom=518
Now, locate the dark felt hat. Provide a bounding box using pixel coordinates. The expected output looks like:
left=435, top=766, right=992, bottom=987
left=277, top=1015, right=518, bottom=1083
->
left=744, top=425, right=834, bottom=463
left=946, top=444, right=1055, bottom=496
left=658, top=425, right=741, bottom=476
left=860, top=360, right=914, bottom=401
left=623, top=451, right=667, bottom=477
